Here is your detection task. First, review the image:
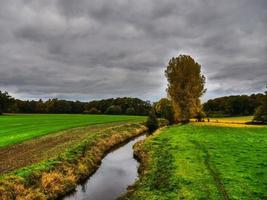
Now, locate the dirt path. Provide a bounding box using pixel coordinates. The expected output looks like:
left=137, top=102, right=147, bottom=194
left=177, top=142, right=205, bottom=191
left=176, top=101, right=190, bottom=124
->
left=191, top=140, right=229, bottom=200
left=0, top=122, right=128, bottom=175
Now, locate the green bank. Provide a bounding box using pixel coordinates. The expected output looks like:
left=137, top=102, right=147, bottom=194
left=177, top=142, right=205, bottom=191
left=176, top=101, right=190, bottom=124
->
left=123, top=124, right=267, bottom=200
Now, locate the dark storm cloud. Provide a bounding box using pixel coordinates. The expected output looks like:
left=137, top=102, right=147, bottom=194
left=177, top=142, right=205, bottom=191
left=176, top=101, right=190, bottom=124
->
left=0, top=0, right=266, bottom=101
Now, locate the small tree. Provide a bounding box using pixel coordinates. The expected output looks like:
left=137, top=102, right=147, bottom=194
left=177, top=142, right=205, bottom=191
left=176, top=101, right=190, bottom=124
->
left=146, top=109, right=159, bottom=133
left=253, top=103, right=267, bottom=124
left=165, top=55, right=206, bottom=123
left=154, top=98, right=175, bottom=124
left=253, top=85, right=267, bottom=124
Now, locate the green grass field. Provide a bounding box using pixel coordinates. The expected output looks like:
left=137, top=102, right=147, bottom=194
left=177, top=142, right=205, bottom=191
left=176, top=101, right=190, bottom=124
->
left=0, top=121, right=148, bottom=199
left=124, top=124, right=267, bottom=200
left=1, top=114, right=266, bottom=199
left=0, top=114, right=145, bottom=148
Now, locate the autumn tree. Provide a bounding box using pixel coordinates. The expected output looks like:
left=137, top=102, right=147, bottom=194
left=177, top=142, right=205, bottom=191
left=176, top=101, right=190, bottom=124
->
left=165, top=55, right=206, bottom=123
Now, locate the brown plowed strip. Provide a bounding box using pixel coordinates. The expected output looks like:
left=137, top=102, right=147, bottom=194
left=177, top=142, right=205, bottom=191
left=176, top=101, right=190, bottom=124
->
left=0, top=122, right=128, bottom=175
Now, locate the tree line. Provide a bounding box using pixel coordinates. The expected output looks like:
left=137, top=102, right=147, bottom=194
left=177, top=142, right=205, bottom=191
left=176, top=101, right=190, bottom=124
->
left=203, top=93, right=267, bottom=117
left=0, top=92, right=151, bottom=116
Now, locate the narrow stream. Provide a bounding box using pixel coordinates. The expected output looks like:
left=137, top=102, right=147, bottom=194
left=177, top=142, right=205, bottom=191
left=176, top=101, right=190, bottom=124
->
left=63, top=134, right=146, bottom=200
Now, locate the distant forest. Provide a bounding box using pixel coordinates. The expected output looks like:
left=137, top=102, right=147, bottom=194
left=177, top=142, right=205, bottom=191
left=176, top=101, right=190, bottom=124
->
left=0, top=91, right=151, bottom=116
left=203, top=93, right=267, bottom=117
left=1, top=90, right=266, bottom=117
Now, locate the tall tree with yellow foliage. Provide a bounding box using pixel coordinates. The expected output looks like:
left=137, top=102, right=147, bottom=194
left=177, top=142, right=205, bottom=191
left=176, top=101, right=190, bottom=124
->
left=165, top=55, right=206, bottom=123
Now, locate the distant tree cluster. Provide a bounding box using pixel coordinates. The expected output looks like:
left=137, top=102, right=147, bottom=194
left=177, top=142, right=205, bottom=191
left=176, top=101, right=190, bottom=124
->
left=0, top=91, right=151, bottom=116
left=9, top=99, right=84, bottom=114
left=203, top=93, right=266, bottom=117
left=0, top=91, right=14, bottom=114
left=84, top=97, right=151, bottom=115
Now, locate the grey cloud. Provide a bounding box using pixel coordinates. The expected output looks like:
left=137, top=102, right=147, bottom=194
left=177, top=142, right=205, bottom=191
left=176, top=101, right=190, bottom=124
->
left=0, top=0, right=266, bottom=101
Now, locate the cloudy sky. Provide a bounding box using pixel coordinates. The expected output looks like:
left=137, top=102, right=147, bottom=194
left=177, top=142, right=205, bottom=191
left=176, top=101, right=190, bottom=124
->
left=0, top=0, right=266, bottom=102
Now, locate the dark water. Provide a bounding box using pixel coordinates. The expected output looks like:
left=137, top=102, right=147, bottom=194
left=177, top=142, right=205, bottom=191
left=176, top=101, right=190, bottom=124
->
left=63, top=134, right=146, bottom=200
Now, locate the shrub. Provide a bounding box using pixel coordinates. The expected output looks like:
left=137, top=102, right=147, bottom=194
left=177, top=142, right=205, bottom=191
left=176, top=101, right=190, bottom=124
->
left=253, top=102, right=267, bottom=124
left=194, top=111, right=206, bottom=122
left=104, top=105, right=122, bottom=115
left=146, top=109, right=159, bottom=133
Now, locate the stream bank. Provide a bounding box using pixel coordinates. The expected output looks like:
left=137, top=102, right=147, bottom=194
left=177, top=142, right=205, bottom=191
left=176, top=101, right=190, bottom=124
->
left=63, top=134, right=146, bottom=200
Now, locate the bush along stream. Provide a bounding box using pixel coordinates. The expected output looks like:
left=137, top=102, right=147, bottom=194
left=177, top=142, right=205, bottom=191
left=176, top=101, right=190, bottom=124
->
left=0, top=123, right=148, bottom=200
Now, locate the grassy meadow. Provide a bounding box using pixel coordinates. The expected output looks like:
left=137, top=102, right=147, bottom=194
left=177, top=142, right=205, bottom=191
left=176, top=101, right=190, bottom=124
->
left=0, top=114, right=145, bottom=148
left=1, top=113, right=266, bottom=199
left=123, top=123, right=267, bottom=200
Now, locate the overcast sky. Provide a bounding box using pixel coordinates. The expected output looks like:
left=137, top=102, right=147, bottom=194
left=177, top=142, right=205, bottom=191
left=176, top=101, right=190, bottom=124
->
left=0, top=0, right=266, bottom=102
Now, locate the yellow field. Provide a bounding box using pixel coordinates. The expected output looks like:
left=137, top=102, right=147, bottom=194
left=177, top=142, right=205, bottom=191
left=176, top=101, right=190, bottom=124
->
left=208, top=116, right=253, bottom=123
